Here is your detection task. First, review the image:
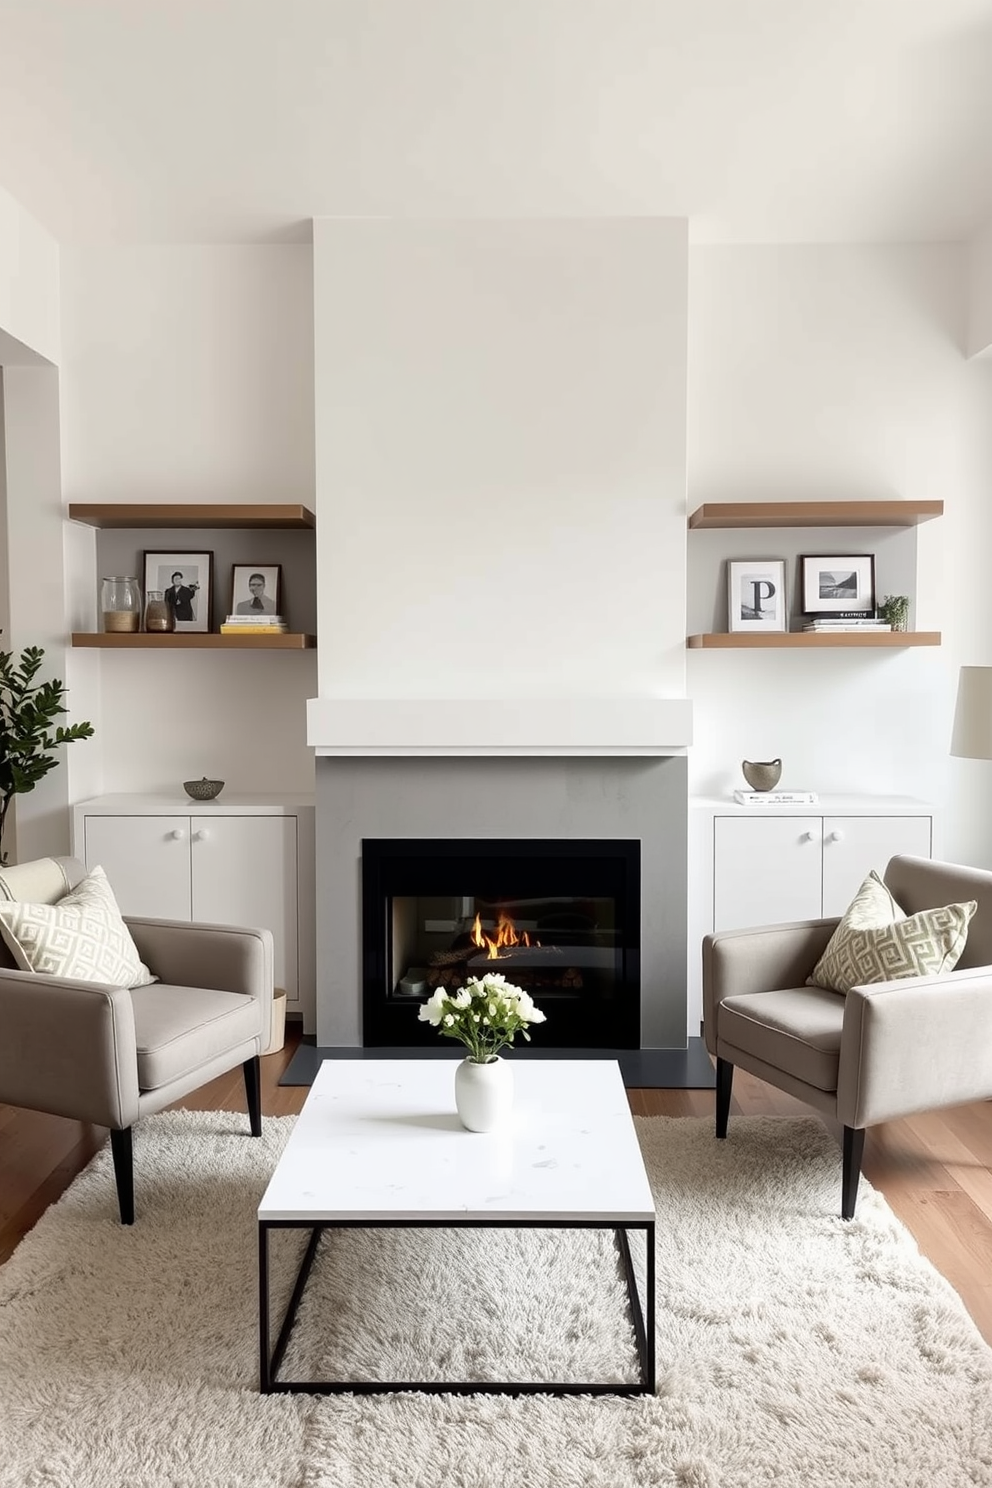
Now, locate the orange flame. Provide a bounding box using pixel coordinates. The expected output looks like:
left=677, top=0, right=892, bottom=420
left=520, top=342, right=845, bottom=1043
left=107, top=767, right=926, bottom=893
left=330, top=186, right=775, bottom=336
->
left=470, top=910, right=538, bottom=960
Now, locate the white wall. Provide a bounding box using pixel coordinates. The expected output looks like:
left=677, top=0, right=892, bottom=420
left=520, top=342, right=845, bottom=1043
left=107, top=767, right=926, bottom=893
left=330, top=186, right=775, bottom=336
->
left=687, top=244, right=992, bottom=862
left=313, top=217, right=689, bottom=702
left=967, top=222, right=992, bottom=359
left=2, top=365, right=96, bottom=860
left=57, top=245, right=317, bottom=796
left=7, top=220, right=992, bottom=885
left=0, top=188, right=72, bottom=860
left=0, top=183, right=59, bottom=368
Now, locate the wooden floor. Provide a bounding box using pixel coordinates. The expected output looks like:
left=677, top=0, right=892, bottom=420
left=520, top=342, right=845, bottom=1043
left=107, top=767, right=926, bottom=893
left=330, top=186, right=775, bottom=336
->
left=2, top=1026, right=991, bottom=1347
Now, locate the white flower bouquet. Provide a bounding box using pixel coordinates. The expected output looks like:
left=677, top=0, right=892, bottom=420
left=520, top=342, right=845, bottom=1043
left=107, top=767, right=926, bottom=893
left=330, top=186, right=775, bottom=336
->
left=417, top=971, right=547, bottom=1063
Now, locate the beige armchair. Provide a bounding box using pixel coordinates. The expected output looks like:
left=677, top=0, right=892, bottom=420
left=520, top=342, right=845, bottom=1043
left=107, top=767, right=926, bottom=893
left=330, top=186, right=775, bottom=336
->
left=703, top=855, right=992, bottom=1219
left=0, top=856, right=274, bottom=1223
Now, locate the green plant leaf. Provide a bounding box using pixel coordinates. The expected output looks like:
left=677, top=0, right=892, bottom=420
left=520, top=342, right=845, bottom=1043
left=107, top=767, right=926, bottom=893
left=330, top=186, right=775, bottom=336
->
left=0, top=645, right=94, bottom=862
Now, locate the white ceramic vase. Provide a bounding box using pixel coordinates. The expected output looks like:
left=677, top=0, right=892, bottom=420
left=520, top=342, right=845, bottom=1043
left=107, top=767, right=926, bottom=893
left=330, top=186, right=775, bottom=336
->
left=454, top=1055, right=513, bottom=1132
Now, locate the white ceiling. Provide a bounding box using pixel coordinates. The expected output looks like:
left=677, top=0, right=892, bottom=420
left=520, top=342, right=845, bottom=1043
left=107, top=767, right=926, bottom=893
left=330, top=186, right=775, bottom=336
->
left=1, top=0, right=992, bottom=246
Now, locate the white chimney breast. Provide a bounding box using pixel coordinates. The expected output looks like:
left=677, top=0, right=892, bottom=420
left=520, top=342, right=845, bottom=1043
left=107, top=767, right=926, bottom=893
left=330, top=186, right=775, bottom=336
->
left=312, top=217, right=689, bottom=704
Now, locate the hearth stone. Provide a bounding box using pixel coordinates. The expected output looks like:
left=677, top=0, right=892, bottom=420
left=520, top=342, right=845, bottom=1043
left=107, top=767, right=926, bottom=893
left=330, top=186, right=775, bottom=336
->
left=278, top=1038, right=717, bottom=1090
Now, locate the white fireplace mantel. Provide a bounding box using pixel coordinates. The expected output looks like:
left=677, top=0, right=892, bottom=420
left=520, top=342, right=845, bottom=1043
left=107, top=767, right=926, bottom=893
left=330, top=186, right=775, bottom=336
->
left=307, top=698, right=692, bottom=757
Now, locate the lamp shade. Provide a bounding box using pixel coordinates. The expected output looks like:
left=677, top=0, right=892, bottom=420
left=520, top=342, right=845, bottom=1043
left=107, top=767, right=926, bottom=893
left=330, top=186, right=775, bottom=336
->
left=950, top=666, right=992, bottom=760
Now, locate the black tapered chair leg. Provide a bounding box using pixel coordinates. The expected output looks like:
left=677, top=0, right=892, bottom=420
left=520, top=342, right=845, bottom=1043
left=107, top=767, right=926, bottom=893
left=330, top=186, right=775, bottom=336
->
left=842, top=1125, right=865, bottom=1220
left=715, top=1058, right=734, bottom=1138
left=243, top=1055, right=262, bottom=1137
left=110, top=1126, right=135, bottom=1225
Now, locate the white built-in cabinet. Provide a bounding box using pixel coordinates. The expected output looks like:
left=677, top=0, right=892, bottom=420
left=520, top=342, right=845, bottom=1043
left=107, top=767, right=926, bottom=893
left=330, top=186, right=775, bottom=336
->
left=687, top=794, right=935, bottom=1031
left=71, top=794, right=315, bottom=1030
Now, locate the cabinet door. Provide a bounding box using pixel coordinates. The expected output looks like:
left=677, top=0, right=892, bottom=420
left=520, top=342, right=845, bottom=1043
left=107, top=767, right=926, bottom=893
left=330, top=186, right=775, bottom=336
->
left=81, top=815, right=193, bottom=919
left=714, top=816, right=823, bottom=930
left=821, top=815, right=932, bottom=916
left=190, top=816, right=299, bottom=999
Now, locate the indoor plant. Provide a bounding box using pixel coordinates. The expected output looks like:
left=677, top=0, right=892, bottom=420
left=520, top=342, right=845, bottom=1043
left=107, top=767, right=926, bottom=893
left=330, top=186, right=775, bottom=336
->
left=0, top=645, right=94, bottom=865
left=878, top=594, right=910, bottom=631
left=418, top=971, right=547, bottom=1130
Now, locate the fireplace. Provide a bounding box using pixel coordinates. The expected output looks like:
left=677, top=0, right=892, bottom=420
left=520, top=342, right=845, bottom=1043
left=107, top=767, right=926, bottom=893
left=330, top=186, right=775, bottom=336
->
left=362, top=838, right=641, bottom=1048
left=313, top=753, right=688, bottom=1050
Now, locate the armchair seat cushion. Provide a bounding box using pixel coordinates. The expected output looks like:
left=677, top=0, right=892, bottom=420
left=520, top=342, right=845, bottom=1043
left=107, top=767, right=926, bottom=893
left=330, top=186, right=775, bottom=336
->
left=721, top=985, right=845, bottom=1093
left=130, top=984, right=262, bottom=1091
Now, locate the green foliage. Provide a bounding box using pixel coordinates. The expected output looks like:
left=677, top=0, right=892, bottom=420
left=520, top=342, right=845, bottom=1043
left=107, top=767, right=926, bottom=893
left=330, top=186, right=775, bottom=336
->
left=879, top=594, right=910, bottom=630
left=0, top=645, right=94, bottom=864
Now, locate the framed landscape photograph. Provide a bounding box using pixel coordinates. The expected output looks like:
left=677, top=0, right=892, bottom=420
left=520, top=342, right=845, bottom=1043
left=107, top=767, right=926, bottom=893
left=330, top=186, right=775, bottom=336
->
left=142, top=550, right=213, bottom=633
left=230, top=563, right=282, bottom=618
left=800, top=554, right=875, bottom=615
left=727, top=559, right=787, bottom=633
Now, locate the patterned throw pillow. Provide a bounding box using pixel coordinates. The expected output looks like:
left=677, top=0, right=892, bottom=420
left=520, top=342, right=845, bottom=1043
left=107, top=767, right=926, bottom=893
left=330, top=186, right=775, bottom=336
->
left=809, top=870, right=976, bottom=995
left=0, top=865, right=155, bottom=989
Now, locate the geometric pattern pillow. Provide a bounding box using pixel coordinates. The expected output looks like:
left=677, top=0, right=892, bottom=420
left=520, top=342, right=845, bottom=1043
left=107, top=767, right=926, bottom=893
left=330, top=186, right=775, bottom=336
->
left=807, top=868, right=906, bottom=992
left=808, top=899, right=977, bottom=996
left=0, top=864, right=156, bottom=989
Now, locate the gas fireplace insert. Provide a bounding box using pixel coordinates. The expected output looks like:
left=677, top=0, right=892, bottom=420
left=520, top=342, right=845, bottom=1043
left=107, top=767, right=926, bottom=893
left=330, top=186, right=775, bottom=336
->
left=361, top=838, right=641, bottom=1048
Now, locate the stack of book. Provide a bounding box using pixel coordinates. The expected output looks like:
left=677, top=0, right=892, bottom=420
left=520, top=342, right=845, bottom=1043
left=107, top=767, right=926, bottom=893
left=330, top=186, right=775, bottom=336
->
left=802, top=613, right=891, bottom=633
left=734, top=790, right=819, bottom=805
left=219, top=614, right=288, bottom=635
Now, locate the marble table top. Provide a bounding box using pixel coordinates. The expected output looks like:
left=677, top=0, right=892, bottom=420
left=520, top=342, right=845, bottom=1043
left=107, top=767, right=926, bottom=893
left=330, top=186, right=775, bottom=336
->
left=258, top=1057, right=656, bottom=1225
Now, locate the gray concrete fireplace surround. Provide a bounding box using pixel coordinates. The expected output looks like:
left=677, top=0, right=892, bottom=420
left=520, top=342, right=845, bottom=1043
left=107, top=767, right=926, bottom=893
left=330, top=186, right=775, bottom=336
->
left=314, top=753, right=689, bottom=1049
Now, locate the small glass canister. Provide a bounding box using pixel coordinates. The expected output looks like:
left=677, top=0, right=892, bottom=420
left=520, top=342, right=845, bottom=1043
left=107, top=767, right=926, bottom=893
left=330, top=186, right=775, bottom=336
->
left=101, top=576, right=142, bottom=634
left=144, top=590, right=175, bottom=633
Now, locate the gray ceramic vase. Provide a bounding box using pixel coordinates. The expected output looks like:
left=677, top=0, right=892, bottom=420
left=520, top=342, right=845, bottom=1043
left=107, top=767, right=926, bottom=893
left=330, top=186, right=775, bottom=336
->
left=741, top=758, right=782, bottom=792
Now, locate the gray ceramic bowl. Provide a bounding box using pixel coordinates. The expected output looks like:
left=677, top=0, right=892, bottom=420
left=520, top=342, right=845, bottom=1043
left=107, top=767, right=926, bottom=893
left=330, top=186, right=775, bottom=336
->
left=741, top=759, right=782, bottom=792
left=183, top=777, right=225, bottom=801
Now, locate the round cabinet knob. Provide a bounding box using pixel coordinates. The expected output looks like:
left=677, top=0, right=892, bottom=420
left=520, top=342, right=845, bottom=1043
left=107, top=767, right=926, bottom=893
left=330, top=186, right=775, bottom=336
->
left=192, top=828, right=207, bottom=842
left=801, top=830, right=820, bottom=844
left=828, top=829, right=844, bottom=843
left=170, top=828, right=185, bottom=841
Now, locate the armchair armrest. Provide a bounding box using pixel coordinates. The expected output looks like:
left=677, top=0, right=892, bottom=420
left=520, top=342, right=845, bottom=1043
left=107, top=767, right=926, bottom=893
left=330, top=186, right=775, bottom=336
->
left=838, top=965, right=992, bottom=1127
left=0, top=967, right=140, bottom=1128
left=124, top=918, right=274, bottom=997
left=702, top=918, right=839, bottom=1055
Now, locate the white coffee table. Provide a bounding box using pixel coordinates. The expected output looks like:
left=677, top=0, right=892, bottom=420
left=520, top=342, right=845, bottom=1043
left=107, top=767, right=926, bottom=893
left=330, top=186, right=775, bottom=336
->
left=258, top=1057, right=656, bottom=1395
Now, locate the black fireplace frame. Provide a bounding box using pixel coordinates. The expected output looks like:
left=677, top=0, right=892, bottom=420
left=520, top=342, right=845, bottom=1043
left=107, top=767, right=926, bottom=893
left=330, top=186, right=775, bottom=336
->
left=361, top=837, right=642, bottom=1048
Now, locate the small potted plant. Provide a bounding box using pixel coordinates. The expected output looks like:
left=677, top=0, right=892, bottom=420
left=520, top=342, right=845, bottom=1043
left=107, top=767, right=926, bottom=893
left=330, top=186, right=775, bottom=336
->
left=0, top=645, right=94, bottom=865
left=418, top=971, right=547, bottom=1131
left=878, top=595, right=909, bottom=632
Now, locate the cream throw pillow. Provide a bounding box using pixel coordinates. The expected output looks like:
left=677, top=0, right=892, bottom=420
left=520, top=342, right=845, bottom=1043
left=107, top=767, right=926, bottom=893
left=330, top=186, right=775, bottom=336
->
left=0, top=865, right=155, bottom=988
left=808, top=869, right=975, bottom=995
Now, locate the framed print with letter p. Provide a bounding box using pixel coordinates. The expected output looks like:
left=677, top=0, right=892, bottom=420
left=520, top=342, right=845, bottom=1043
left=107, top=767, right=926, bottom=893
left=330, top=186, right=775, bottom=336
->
left=727, top=559, right=787, bottom=633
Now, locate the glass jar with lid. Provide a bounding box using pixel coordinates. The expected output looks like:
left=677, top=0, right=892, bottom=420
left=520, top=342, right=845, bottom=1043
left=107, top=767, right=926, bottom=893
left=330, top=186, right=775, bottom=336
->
left=100, top=576, right=142, bottom=633
left=144, top=590, right=175, bottom=633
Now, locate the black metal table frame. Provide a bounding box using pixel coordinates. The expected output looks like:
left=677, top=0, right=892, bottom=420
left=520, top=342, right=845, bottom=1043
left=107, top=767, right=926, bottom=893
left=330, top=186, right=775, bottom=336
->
left=258, top=1215, right=656, bottom=1396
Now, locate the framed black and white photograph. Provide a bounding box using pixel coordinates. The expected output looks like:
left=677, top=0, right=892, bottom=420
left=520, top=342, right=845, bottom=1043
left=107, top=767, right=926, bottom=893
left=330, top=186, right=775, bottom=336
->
left=230, top=563, right=282, bottom=618
left=727, top=559, right=787, bottom=633
left=142, top=550, right=213, bottom=633
left=800, top=554, right=875, bottom=615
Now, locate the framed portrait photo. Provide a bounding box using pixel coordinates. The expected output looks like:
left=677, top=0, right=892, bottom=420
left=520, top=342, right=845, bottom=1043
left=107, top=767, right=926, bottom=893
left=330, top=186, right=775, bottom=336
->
left=230, top=563, right=282, bottom=619
left=143, top=550, right=213, bottom=633
left=726, top=559, right=787, bottom=633
left=800, top=554, right=875, bottom=615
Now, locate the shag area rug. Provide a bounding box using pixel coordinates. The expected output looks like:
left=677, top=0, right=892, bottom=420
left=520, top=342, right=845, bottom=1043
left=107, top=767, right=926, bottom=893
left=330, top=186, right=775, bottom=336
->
left=1, top=1111, right=990, bottom=1488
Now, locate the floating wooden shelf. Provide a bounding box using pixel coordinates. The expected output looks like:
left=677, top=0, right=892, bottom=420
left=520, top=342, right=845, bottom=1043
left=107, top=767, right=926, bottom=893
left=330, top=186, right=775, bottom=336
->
left=71, top=632, right=316, bottom=650
left=687, top=500, right=943, bottom=530
left=687, top=632, right=941, bottom=649
left=67, top=502, right=315, bottom=530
